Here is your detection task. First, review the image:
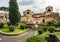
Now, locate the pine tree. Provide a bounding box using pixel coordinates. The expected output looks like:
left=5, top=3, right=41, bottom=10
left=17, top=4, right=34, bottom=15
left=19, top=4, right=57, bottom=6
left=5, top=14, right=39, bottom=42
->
left=9, top=0, right=20, bottom=25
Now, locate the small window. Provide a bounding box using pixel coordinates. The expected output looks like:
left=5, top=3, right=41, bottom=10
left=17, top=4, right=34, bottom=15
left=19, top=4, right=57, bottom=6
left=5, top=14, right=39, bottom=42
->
left=43, top=19, right=45, bottom=23
left=27, top=12, right=29, bottom=14
left=48, top=9, right=51, bottom=12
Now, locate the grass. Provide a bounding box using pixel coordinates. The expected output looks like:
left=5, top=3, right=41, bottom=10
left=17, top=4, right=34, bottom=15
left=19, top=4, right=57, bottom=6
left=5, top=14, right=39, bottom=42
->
left=55, top=32, right=60, bottom=37
left=40, top=31, right=49, bottom=37
left=55, top=28, right=60, bottom=30
left=55, top=32, right=60, bottom=40
left=35, top=31, right=49, bottom=37
left=0, top=28, right=28, bottom=34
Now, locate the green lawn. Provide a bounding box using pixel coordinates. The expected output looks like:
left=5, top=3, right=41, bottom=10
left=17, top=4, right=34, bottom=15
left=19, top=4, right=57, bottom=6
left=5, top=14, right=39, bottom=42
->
left=55, top=28, right=60, bottom=30
left=55, top=32, right=60, bottom=40
left=0, top=28, right=28, bottom=34
left=0, top=23, right=29, bottom=34
left=55, top=32, right=60, bottom=37
left=35, top=31, right=49, bottom=37
left=40, top=31, right=49, bottom=37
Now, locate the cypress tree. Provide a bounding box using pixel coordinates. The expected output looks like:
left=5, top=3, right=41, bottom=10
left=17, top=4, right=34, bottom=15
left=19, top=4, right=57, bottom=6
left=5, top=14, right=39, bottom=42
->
left=9, top=0, right=20, bottom=25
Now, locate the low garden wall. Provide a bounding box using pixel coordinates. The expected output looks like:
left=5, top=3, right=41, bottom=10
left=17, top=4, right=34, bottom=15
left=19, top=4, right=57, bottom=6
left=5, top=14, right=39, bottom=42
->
left=0, top=29, right=30, bottom=36
left=45, top=33, right=60, bottom=42
left=0, top=29, right=30, bottom=42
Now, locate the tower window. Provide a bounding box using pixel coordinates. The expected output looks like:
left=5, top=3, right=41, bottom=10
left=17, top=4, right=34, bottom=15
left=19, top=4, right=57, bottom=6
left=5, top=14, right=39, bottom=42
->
left=48, top=9, right=51, bottom=12
left=27, top=12, right=29, bottom=14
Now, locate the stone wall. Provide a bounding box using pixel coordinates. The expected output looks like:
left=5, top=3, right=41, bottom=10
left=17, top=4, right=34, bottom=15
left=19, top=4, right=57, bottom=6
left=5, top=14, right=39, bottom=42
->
left=45, top=33, right=60, bottom=42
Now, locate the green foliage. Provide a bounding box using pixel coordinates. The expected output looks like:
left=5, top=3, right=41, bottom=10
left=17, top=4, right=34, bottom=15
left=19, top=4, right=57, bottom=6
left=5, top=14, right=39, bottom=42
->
left=9, top=0, right=20, bottom=25
left=0, top=7, right=9, bottom=11
left=38, top=29, right=43, bottom=34
left=48, top=26, right=55, bottom=33
left=26, top=35, right=46, bottom=42
left=56, top=20, right=60, bottom=27
left=7, top=22, right=11, bottom=26
left=20, top=24, right=27, bottom=30
left=47, top=20, right=56, bottom=26
left=42, top=26, right=48, bottom=32
left=0, top=23, right=4, bottom=28
left=8, top=25, right=15, bottom=32
left=38, top=26, right=48, bottom=32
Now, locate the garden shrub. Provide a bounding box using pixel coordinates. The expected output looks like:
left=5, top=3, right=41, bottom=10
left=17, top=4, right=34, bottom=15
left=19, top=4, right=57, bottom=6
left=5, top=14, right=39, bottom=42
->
left=55, top=20, right=60, bottom=27
left=0, top=23, right=4, bottom=28
left=48, top=26, right=55, bottom=33
left=20, top=25, right=25, bottom=30
left=42, top=26, right=48, bottom=32
left=47, top=20, right=56, bottom=26
left=38, top=26, right=48, bottom=32
left=20, top=23, right=28, bottom=30
left=38, top=29, right=43, bottom=34
left=26, top=35, right=46, bottom=42
left=7, top=22, right=11, bottom=26
left=8, top=25, right=15, bottom=32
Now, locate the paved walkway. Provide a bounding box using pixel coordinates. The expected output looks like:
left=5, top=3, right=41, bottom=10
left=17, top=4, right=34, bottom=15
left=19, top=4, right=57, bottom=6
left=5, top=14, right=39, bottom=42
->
left=0, top=30, right=37, bottom=42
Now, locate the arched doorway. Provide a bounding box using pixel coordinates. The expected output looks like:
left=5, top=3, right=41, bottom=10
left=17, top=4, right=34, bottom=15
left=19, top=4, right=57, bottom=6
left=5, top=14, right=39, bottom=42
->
left=42, top=19, right=45, bottom=23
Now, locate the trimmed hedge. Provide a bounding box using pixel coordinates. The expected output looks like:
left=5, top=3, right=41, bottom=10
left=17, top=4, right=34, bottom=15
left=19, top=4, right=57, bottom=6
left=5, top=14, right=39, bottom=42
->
left=8, top=25, right=15, bottom=32
left=26, top=35, right=46, bottom=42
left=7, top=22, right=11, bottom=26
left=0, top=23, right=4, bottom=28
left=42, top=26, right=48, bottom=32
left=38, top=29, right=43, bottom=34
left=48, top=26, right=55, bottom=33
left=20, top=24, right=28, bottom=30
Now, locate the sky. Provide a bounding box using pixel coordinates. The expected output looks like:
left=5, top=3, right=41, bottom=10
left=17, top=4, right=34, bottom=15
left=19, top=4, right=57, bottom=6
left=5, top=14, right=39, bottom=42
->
left=0, top=0, right=60, bottom=15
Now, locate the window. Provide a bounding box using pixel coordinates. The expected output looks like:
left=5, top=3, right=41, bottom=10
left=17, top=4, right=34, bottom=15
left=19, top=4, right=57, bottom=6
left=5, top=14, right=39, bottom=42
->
left=48, top=9, right=51, bottom=12
left=43, top=19, right=45, bottom=23
left=27, top=12, right=29, bottom=14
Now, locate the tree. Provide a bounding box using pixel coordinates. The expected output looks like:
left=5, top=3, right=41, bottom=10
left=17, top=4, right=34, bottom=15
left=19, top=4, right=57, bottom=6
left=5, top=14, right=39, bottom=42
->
left=9, top=0, right=20, bottom=25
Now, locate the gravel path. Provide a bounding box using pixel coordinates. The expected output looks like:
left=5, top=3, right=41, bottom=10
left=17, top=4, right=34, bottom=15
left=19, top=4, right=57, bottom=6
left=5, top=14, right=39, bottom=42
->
left=0, top=30, right=37, bottom=42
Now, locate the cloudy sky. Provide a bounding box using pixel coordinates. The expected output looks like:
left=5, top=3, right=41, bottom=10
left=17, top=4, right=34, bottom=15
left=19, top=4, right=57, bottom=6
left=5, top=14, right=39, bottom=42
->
left=0, top=0, right=60, bottom=15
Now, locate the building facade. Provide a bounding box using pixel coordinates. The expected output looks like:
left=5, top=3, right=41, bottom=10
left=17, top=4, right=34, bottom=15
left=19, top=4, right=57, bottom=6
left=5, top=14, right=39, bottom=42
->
left=0, top=6, right=59, bottom=24
left=0, top=11, right=9, bottom=23
left=21, top=6, right=60, bottom=25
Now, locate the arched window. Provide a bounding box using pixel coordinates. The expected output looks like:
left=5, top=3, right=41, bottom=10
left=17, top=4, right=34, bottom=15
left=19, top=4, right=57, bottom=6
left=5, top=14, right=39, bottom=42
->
left=48, top=9, right=51, bottom=12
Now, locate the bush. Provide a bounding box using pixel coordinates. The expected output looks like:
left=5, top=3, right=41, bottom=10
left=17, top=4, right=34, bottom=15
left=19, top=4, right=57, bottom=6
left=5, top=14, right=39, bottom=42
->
left=8, top=25, right=15, bottom=32
left=38, top=26, right=48, bottom=32
left=47, top=20, right=56, bottom=26
left=55, top=20, right=60, bottom=27
left=20, top=24, right=28, bottom=30
left=42, top=27, right=48, bottom=32
left=0, top=23, right=4, bottom=28
left=48, top=26, right=55, bottom=33
left=7, top=22, right=11, bottom=26
left=20, top=25, right=25, bottom=30
left=38, top=29, right=43, bottom=34
left=26, top=35, right=46, bottom=42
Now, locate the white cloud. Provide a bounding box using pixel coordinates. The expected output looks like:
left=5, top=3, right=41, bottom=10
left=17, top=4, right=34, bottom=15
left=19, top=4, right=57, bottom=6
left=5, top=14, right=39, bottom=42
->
left=0, top=0, right=9, bottom=7
left=0, top=0, right=60, bottom=15
left=18, top=0, right=34, bottom=5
